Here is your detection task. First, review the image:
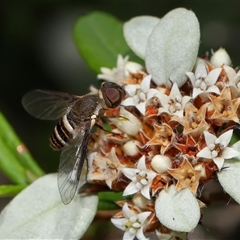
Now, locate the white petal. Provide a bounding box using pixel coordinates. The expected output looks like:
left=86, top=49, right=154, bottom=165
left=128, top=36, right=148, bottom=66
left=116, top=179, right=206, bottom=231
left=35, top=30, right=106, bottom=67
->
left=206, top=85, right=220, bottom=95
left=217, top=160, right=240, bottom=204
left=212, top=156, right=225, bottom=170
left=186, top=72, right=196, bottom=85
left=136, top=102, right=146, bottom=115
left=192, top=87, right=203, bottom=99
left=146, top=8, right=200, bottom=87
left=221, top=147, right=240, bottom=159
left=137, top=156, right=147, bottom=171
left=122, top=97, right=137, bottom=106
left=125, top=62, right=143, bottom=76
left=196, top=147, right=213, bottom=159
left=223, top=65, right=236, bottom=82
left=203, top=131, right=216, bottom=146
left=124, top=84, right=140, bottom=96
left=123, top=231, right=135, bottom=240
left=206, top=68, right=222, bottom=84
left=123, top=16, right=160, bottom=59
left=140, top=75, right=152, bottom=92
left=123, top=182, right=139, bottom=196
left=141, top=185, right=151, bottom=199
left=122, top=167, right=137, bottom=179
left=0, top=174, right=98, bottom=239
left=155, top=185, right=200, bottom=232
left=147, top=88, right=161, bottom=100
left=218, top=130, right=233, bottom=147
left=136, top=227, right=148, bottom=240
left=122, top=203, right=136, bottom=219
left=138, top=211, right=151, bottom=224
left=111, top=218, right=125, bottom=231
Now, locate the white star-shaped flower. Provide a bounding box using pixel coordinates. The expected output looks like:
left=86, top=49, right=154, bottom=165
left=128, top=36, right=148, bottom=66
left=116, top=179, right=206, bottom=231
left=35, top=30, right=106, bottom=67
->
left=186, top=59, right=221, bottom=99
left=122, top=155, right=157, bottom=199
left=157, top=83, right=191, bottom=118
left=97, top=55, right=143, bottom=85
left=111, top=203, right=151, bottom=240
left=121, top=75, right=160, bottom=115
left=197, top=130, right=240, bottom=170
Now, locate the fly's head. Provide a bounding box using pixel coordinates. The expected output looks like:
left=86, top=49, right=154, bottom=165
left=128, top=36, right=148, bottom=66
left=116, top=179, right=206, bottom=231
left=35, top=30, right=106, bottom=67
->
left=99, top=82, right=126, bottom=108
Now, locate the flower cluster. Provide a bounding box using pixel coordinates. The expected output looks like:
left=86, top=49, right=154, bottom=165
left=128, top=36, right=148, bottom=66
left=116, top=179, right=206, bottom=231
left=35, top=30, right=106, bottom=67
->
left=86, top=8, right=240, bottom=240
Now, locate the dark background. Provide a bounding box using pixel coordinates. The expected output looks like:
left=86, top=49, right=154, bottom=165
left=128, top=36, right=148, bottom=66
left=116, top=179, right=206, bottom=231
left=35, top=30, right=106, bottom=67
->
left=1, top=1, right=240, bottom=239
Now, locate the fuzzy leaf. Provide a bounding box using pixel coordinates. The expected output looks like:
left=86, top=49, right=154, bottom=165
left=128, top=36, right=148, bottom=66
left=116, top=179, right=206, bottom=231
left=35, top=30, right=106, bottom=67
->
left=155, top=185, right=200, bottom=232
left=0, top=174, right=98, bottom=239
left=123, top=16, right=160, bottom=59
left=145, top=8, right=200, bottom=87
left=217, top=160, right=240, bottom=204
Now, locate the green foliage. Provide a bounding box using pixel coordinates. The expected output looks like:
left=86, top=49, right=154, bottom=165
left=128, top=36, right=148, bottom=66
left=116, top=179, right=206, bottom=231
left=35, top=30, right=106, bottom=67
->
left=98, top=192, right=124, bottom=210
left=0, top=185, right=25, bottom=197
left=0, top=112, right=44, bottom=196
left=74, top=11, right=143, bottom=74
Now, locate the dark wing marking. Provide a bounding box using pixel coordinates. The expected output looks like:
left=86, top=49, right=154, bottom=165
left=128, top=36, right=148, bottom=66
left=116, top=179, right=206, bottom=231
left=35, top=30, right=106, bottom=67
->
left=22, top=89, right=80, bottom=120
left=57, top=120, right=92, bottom=204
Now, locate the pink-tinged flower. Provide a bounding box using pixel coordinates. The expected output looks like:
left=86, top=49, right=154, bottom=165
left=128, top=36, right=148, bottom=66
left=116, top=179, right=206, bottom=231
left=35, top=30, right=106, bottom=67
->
left=97, top=55, right=143, bottom=84
left=87, top=147, right=124, bottom=188
left=186, top=59, right=221, bottom=98
left=197, top=130, right=240, bottom=170
left=111, top=203, right=151, bottom=240
left=122, top=156, right=157, bottom=199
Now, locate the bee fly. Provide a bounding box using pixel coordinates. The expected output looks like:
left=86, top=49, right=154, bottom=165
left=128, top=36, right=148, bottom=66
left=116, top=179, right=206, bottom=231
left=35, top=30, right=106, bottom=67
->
left=22, top=82, right=125, bottom=204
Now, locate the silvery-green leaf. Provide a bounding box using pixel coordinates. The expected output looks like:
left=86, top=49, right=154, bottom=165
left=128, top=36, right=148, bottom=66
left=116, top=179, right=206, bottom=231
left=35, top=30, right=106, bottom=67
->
left=155, top=185, right=200, bottom=232
left=0, top=173, right=98, bottom=239
left=217, top=160, right=240, bottom=204
left=123, top=16, right=160, bottom=59
left=231, top=140, right=240, bottom=160
left=146, top=8, right=200, bottom=87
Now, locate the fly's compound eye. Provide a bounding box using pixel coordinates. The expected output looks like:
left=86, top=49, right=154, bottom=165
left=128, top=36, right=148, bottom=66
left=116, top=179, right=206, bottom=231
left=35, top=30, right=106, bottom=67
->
left=101, top=82, right=125, bottom=108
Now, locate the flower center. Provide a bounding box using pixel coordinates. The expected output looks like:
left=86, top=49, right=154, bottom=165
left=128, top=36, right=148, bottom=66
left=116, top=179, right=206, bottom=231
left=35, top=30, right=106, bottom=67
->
left=180, top=169, right=197, bottom=186
left=168, top=98, right=182, bottom=113
left=124, top=216, right=141, bottom=234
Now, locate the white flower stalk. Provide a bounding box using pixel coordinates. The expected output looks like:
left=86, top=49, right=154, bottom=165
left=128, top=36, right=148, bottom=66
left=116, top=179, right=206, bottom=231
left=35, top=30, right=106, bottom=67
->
left=122, top=156, right=157, bottom=199
left=111, top=203, right=151, bottom=240
left=197, top=130, right=240, bottom=170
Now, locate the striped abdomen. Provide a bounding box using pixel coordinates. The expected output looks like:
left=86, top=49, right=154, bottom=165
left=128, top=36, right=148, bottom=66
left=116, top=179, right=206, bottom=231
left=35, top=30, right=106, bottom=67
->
left=50, top=112, right=79, bottom=150
left=49, top=94, right=102, bottom=151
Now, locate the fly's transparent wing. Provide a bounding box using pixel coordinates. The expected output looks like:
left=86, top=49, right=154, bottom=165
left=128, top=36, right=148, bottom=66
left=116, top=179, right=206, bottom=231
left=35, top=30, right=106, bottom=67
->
left=22, top=89, right=80, bottom=120
left=57, top=120, right=92, bottom=204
